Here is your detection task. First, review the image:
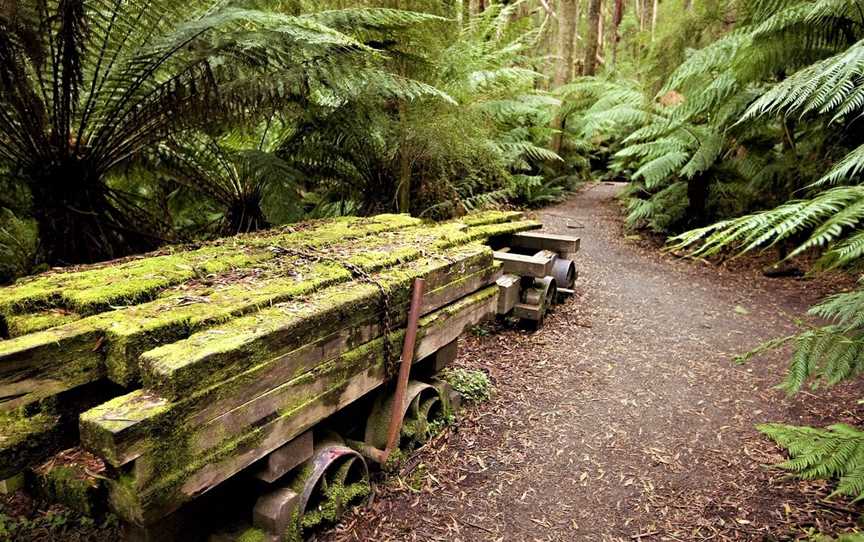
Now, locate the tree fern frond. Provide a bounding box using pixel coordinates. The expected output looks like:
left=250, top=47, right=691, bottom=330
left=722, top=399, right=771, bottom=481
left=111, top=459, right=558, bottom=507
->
left=632, top=151, right=690, bottom=189
left=759, top=423, right=864, bottom=501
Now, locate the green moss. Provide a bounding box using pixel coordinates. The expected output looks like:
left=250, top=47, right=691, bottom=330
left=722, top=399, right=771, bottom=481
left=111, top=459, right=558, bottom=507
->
left=435, top=219, right=542, bottom=249
left=459, top=210, right=524, bottom=226
left=0, top=409, right=61, bottom=479
left=382, top=447, right=405, bottom=473
left=138, top=244, right=493, bottom=398
left=0, top=213, right=422, bottom=321
left=235, top=527, right=268, bottom=542
left=6, top=310, right=80, bottom=337
left=0, top=409, right=57, bottom=449
left=35, top=464, right=101, bottom=516
left=89, top=280, right=496, bottom=523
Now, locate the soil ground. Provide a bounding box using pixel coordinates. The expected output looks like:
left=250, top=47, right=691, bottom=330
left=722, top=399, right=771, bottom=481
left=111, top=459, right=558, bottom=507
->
left=319, top=182, right=864, bottom=542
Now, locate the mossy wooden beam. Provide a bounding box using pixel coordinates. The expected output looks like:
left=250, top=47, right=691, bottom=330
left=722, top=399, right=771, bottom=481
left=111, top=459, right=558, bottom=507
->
left=0, top=409, right=61, bottom=479
left=460, top=210, right=524, bottom=226
left=80, top=247, right=499, bottom=467
left=99, top=287, right=498, bottom=525
left=1, top=217, right=537, bottom=390
left=0, top=212, right=519, bottom=325
left=0, top=320, right=106, bottom=411
left=5, top=310, right=81, bottom=338
left=140, top=249, right=498, bottom=399
left=0, top=214, right=421, bottom=321
left=434, top=219, right=542, bottom=249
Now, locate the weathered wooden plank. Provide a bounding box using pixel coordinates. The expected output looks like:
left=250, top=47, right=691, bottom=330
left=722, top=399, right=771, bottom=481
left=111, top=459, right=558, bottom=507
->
left=139, top=248, right=497, bottom=399
left=103, top=288, right=498, bottom=524
left=495, top=274, right=521, bottom=314
left=511, top=231, right=581, bottom=254
left=183, top=288, right=496, bottom=464
left=431, top=340, right=458, bottom=372
left=513, top=303, right=543, bottom=320
left=492, top=251, right=555, bottom=277
left=81, top=256, right=499, bottom=468
left=253, top=431, right=313, bottom=483
left=0, top=410, right=61, bottom=479
left=459, top=210, right=524, bottom=227
left=2, top=218, right=536, bottom=389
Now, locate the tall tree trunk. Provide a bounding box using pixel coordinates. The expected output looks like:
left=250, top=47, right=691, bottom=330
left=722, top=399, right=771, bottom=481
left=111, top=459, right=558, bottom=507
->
left=583, top=0, right=603, bottom=75
left=610, top=0, right=625, bottom=68
left=396, top=102, right=412, bottom=213
left=651, top=0, right=659, bottom=41
left=469, top=0, right=483, bottom=16
left=549, top=0, right=579, bottom=154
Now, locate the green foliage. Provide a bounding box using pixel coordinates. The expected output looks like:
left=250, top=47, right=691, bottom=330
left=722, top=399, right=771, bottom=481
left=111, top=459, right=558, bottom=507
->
left=277, top=1, right=568, bottom=218
left=0, top=208, right=39, bottom=283
left=0, top=509, right=120, bottom=542
left=811, top=533, right=864, bottom=542
left=0, top=0, right=386, bottom=264
left=442, top=368, right=492, bottom=403
left=759, top=423, right=864, bottom=501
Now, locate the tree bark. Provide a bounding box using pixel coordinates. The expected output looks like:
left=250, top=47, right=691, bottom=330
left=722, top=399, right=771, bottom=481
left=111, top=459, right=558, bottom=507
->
left=583, top=0, right=603, bottom=75
left=651, top=0, right=659, bottom=41
left=469, top=0, right=483, bottom=16
left=610, top=0, right=625, bottom=68
left=549, top=0, right=579, bottom=154
left=396, top=101, right=412, bottom=214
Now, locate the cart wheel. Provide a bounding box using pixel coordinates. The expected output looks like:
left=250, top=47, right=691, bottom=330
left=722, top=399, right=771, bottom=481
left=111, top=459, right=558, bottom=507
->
left=365, top=381, right=450, bottom=455
left=551, top=257, right=577, bottom=291
left=518, top=276, right=557, bottom=328
left=282, top=436, right=370, bottom=539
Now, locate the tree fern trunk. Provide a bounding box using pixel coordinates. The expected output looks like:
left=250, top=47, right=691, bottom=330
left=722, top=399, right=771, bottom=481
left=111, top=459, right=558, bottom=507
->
left=686, top=175, right=709, bottom=227
left=226, top=197, right=269, bottom=235
left=610, top=0, right=624, bottom=68
left=550, top=0, right=579, bottom=154
left=583, top=0, right=603, bottom=75
left=31, top=169, right=153, bottom=265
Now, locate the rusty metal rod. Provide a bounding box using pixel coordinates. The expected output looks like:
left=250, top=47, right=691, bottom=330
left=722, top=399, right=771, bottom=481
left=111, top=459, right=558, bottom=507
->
left=381, top=277, right=426, bottom=462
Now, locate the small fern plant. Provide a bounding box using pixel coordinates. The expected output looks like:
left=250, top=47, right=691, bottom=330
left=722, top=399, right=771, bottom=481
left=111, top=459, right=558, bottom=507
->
left=759, top=423, right=864, bottom=501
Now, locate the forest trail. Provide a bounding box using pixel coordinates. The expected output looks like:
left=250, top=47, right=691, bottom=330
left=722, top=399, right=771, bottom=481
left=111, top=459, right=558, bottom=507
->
left=321, top=183, right=862, bottom=542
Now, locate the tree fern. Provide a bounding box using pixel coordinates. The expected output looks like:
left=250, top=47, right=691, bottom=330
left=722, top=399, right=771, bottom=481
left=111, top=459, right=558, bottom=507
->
left=0, top=0, right=397, bottom=264
left=759, top=423, right=864, bottom=500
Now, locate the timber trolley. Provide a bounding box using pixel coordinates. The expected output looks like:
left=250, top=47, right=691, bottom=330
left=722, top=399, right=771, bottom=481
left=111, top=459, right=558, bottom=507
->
left=0, top=211, right=580, bottom=541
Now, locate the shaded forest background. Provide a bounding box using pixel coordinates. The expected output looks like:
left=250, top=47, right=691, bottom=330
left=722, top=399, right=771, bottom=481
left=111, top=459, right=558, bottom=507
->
left=0, top=0, right=732, bottom=282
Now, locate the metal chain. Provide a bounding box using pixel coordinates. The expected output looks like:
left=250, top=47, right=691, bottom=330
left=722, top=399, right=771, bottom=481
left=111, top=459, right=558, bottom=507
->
left=269, top=247, right=396, bottom=372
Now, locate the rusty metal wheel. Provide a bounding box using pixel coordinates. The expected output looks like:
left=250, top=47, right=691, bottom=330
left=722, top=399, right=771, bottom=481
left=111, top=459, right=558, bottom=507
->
left=365, top=381, right=450, bottom=455
left=287, top=436, right=370, bottom=538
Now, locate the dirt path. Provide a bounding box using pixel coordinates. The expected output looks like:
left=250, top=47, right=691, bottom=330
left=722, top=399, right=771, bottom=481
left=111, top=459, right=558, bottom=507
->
left=321, top=183, right=864, bottom=542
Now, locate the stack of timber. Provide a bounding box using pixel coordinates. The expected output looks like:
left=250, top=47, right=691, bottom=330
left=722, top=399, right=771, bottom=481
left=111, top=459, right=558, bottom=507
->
left=0, top=211, right=542, bottom=533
